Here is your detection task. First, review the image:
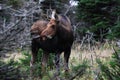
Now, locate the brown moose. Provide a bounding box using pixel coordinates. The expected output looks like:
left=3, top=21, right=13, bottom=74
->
left=30, top=10, right=74, bottom=74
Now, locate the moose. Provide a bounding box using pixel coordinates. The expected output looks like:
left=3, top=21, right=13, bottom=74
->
left=30, top=10, right=74, bottom=73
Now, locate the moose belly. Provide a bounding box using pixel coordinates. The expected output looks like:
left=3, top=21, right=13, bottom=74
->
left=33, top=36, right=64, bottom=53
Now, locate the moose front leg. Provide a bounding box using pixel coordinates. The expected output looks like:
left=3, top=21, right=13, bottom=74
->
left=30, top=40, right=39, bottom=78
left=30, top=51, right=38, bottom=68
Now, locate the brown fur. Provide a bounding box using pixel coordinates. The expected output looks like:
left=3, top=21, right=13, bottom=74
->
left=30, top=20, right=48, bottom=35
left=30, top=14, right=74, bottom=73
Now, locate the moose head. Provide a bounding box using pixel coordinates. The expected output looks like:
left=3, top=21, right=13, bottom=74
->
left=30, top=10, right=59, bottom=40
left=40, top=10, right=59, bottom=40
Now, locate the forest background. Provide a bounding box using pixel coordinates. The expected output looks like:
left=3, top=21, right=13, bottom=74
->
left=0, top=0, right=120, bottom=80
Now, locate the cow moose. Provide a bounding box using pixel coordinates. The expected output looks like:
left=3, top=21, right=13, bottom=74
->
left=30, top=10, right=74, bottom=73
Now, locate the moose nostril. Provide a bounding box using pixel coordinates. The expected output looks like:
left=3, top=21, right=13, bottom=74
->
left=31, top=31, right=37, bottom=35
left=31, top=32, right=35, bottom=35
left=47, top=35, right=52, bottom=39
left=42, top=37, right=46, bottom=41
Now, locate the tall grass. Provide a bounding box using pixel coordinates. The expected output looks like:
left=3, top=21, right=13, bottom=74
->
left=9, top=49, right=88, bottom=80
left=1, top=41, right=120, bottom=80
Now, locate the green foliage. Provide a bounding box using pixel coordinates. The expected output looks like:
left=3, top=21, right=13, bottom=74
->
left=97, top=49, right=120, bottom=80
left=11, top=49, right=89, bottom=79
left=13, top=50, right=31, bottom=77
left=107, top=20, right=120, bottom=39
left=77, top=0, right=120, bottom=40
left=0, top=60, right=20, bottom=80
left=19, top=50, right=31, bottom=66
left=47, top=53, right=55, bottom=69
left=71, top=60, right=88, bottom=73
left=7, top=0, right=23, bottom=8
left=69, top=59, right=89, bottom=80
left=18, top=49, right=43, bottom=76
left=13, top=49, right=55, bottom=78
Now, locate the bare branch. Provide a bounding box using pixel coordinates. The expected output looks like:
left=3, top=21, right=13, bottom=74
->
left=69, top=68, right=85, bottom=80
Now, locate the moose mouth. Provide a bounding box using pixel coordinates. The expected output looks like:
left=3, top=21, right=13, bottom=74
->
left=46, top=35, right=52, bottom=39
left=31, top=33, right=53, bottom=40
left=31, top=33, right=40, bottom=39
left=31, top=30, right=53, bottom=40
left=41, top=35, right=53, bottom=41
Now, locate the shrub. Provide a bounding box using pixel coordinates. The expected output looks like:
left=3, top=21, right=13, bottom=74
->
left=97, top=49, right=120, bottom=80
left=7, top=0, right=23, bottom=8
left=77, top=0, right=120, bottom=41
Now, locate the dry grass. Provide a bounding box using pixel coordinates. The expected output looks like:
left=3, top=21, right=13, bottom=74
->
left=69, top=42, right=115, bottom=80
left=2, top=41, right=114, bottom=62
left=1, top=52, right=24, bottom=62
left=70, top=42, right=114, bottom=63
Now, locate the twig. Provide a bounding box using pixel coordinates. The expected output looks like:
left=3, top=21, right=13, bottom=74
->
left=64, top=5, right=71, bottom=15
left=69, top=68, right=85, bottom=80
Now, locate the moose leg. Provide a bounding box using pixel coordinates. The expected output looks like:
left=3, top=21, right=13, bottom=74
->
left=30, top=52, right=38, bottom=68
left=41, top=51, right=49, bottom=74
left=30, top=40, right=39, bottom=77
left=64, top=48, right=71, bottom=72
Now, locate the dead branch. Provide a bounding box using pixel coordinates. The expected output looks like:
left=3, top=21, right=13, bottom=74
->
left=64, top=5, right=71, bottom=15
left=69, top=68, right=86, bottom=80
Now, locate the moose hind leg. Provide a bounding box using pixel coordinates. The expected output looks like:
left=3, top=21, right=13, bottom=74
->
left=64, top=48, right=71, bottom=72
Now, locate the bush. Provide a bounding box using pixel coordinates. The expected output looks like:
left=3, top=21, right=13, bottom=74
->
left=0, top=60, right=20, bottom=80
left=7, top=0, right=23, bottom=8
left=107, top=20, right=120, bottom=39
left=97, top=49, right=120, bottom=80
left=11, top=49, right=89, bottom=79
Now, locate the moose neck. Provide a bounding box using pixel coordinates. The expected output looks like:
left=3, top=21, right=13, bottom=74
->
left=56, top=25, right=72, bottom=41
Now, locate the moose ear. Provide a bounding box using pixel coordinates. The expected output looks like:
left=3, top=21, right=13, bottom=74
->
left=51, top=10, right=59, bottom=23
left=51, top=10, right=56, bottom=19
left=55, top=14, right=58, bottom=20
left=54, top=14, right=59, bottom=23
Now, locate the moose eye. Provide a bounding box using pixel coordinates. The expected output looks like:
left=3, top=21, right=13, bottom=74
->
left=51, top=25, right=55, bottom=29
